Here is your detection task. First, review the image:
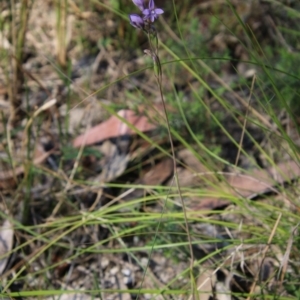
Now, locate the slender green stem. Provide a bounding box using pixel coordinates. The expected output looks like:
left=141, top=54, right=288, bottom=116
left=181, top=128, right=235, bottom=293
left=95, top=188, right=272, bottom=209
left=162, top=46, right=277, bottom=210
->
left=146, top=32, right=195, bottom=286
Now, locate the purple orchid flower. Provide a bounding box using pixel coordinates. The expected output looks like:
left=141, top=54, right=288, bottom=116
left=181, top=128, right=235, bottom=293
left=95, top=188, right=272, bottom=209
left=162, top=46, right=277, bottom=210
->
left=129, top=0, right=163, bottom=29
left=143, top=0, right=164, bottom=23
left=129, top=14, right=145, bottom=29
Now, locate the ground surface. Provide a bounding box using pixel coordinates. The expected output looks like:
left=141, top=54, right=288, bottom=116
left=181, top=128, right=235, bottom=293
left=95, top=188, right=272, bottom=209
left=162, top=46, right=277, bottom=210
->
left=0, top=0, right=300, bottom=299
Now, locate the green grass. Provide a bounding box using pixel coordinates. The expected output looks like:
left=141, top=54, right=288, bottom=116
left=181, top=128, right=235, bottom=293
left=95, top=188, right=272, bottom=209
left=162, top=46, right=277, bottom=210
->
left=0, top=0, right=300, bottom=299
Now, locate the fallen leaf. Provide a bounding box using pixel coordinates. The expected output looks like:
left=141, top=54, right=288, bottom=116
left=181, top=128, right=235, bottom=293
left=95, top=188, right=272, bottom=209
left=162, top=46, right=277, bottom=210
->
left=0, top=219, right=14, bottom=275
left=141, top=158, right=173, bottom=186
left=73, top=109, right=157, bottom=148
left=190, top=197, right=230, bottom=211
left=120, top=159, right=173, bottom=202
left=176, top=149, right=218, bottom=187
left=226, top=160, right=300, bottom=199
left=190, top=160, right=300, bottom=212
left=178, top=149, right=210, bottom=173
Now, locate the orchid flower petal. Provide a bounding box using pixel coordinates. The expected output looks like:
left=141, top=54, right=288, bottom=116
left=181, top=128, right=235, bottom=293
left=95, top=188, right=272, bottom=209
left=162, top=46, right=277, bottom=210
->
left=129, top=14, right=145, bottom=29
left=154, top=8, right=164, bottom=15
left=132, top=0, right=145, bottom=11
left=149, top=0, right=155, bottom=10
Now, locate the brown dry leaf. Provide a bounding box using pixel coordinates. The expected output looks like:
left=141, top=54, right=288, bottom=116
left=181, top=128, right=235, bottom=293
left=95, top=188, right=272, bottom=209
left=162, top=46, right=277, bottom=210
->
left=190, top=160, right=300, bottom=212
left=120, top=159, right=173, bottom=203
left=169, top=167, right=195, bottom=187
left=141, top=158, right=173, bottom=186
left=191, top=197, right=230, bottom=211
left=176, top=149, right=218, bottom=187
left=0, top=219, right=14, bottom=275
left=178, top=149, right=210, bottom=173
left=226, top=160, right=300, bottom=198
left=73, top=109, right=157, bottom=148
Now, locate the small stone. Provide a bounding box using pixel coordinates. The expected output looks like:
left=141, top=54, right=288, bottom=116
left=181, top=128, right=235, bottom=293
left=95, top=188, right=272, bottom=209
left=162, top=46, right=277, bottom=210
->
left=140, top=257, right=149, bottom=267
left=110, top=266, right=119, bottom=275
left=122, top=268, right=131, bottom=277
left=100, top=257, right=109, bottom=269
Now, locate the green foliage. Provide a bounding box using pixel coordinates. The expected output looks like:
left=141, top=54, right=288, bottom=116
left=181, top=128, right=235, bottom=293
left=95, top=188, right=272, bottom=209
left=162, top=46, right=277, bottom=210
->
left=61, top=145, right=103, bottom=161
left=284, top=273, right=300, bottom=298
left=256, top=45, right=299, bottom=111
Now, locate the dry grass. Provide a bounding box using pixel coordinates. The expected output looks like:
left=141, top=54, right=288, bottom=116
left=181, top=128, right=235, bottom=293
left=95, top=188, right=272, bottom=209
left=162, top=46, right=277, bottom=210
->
left=0, top=0, right=300, bottom=299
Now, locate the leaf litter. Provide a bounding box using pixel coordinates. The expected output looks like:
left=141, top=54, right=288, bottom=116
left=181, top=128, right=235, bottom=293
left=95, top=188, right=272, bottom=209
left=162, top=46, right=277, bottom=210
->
left=0, top=0, right=300, bottom=298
